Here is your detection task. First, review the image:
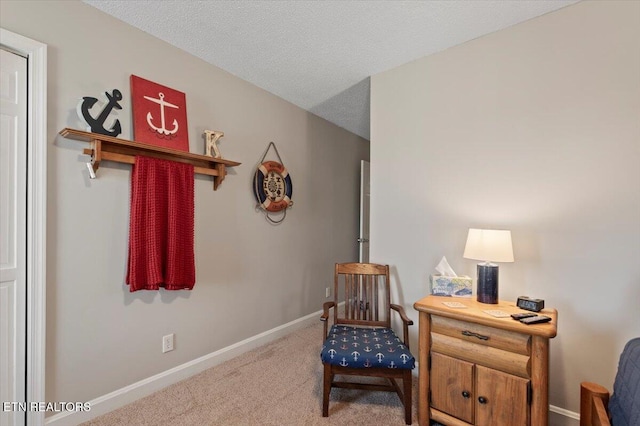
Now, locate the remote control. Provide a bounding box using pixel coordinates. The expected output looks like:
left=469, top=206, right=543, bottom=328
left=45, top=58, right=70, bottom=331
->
left=511, top=312, right=538, bottom=320
left=519, top=315, right=552, bottom=325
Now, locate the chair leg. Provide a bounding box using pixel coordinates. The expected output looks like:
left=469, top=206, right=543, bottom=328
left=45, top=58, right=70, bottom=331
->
left=404, top=370, right=412, bottom=425
left=322, top=364, right=332, bottom=417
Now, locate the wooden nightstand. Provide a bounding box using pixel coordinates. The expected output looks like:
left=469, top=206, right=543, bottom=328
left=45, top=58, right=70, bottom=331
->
left=413, top=296, right=557, bottom=426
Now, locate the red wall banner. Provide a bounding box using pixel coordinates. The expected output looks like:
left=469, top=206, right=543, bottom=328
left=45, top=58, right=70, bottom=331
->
left=130, top=75, right=189, bottom=151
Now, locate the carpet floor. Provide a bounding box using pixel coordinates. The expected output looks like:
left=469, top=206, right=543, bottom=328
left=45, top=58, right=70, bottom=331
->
left=82, top=322, right=418, bottom=425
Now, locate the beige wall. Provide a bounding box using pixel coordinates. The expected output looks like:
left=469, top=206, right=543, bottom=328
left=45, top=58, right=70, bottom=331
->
left=1, top=0, right=368, bottom=406
left=371, top=0, right=639, bottom=418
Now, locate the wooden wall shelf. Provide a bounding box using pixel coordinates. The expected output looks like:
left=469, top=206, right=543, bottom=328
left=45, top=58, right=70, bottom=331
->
left=59, top=128, right=241, bottom=190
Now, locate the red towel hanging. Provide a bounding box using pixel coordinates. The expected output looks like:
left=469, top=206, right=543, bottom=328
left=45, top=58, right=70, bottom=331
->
left=126, top=156, right=195, bottom=292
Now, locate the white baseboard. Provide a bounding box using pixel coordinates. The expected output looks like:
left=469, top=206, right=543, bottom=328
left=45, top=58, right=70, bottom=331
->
left=550, top=404, right=580, bottom=425
left=45, top=309, right=322, bottom=426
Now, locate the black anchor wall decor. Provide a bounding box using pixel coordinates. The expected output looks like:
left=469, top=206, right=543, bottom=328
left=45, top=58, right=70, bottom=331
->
left=78, top=89, right=123, bottom=137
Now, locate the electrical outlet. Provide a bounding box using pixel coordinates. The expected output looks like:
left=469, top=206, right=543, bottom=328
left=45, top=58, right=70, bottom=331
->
left=325, top=287, right=331, bottom=298
left=162, top=334, right=174, bottom=353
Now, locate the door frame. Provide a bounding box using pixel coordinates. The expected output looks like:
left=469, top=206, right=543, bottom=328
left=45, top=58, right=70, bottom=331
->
left=358, top=160, right=370, bottom=262
left=1, top=28, right=47, bottom=426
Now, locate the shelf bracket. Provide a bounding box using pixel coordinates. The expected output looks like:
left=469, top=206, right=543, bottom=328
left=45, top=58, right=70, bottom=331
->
left=213, top=163, right=226, bottom=190
left=82, top=138, right=103, bottom=178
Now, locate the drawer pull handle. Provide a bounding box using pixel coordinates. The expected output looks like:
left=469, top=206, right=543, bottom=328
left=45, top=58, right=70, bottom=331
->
left=461, top=330, right=489, bottom=340
left=478, top=396, right=488, bottom=404
left=462, top=391, right=470, bottom=398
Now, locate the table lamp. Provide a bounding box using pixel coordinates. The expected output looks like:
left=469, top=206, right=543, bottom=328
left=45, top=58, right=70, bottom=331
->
left=463, top=228, right=514, bottom=304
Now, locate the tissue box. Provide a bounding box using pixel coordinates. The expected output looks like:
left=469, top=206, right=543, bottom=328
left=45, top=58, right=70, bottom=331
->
left=429, top=275, right=473, bottom=297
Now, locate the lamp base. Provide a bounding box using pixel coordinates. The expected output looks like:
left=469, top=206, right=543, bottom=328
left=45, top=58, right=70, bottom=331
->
left=477, top=264, right=499, bottom=304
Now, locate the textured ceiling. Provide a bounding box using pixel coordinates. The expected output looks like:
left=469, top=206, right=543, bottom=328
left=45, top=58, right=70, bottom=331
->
left=84, top=0, right=579, bottom=140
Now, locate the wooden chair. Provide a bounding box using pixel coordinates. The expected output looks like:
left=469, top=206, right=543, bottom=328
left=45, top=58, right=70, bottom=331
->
left=580, top=337, right=640, bottom=426
left=320, top=263, right=415, bottom=424
left=580, top=382, right=611, bottom=426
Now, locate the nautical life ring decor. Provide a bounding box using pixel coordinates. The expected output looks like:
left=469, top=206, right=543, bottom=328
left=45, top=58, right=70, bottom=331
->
left=253, top=142, right=293, bottom=224
left=254, top=161, right=293, bottom=212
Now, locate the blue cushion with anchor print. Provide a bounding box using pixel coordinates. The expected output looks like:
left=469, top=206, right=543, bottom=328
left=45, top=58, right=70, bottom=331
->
left=320, top=325, right=415, bottom=370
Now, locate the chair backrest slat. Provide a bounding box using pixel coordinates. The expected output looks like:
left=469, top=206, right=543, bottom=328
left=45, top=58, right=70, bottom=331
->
left=333, top=262, right=391, bottom=328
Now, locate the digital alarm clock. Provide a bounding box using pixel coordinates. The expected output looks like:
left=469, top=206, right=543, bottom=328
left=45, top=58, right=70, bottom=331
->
left=516, top=296, right=545, bottom=312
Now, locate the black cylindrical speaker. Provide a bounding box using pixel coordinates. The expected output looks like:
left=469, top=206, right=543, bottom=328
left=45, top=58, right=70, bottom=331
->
left=477, top=264, right=499, bottom=304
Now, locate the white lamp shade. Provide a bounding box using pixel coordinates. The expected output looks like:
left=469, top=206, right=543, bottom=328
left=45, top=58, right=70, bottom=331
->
left=463, top=229, right=514, bottom=263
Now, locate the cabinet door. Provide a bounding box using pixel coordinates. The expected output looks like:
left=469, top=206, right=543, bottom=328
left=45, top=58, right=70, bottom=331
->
left=476, top=365, right=529, bottom=426
left=430, top=352, right=475, bottom=424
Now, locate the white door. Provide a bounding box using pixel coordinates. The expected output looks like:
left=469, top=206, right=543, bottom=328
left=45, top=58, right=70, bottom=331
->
left=358, top=160, right=370, bottom=262
left=0, top=48, right=28, bottom=426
